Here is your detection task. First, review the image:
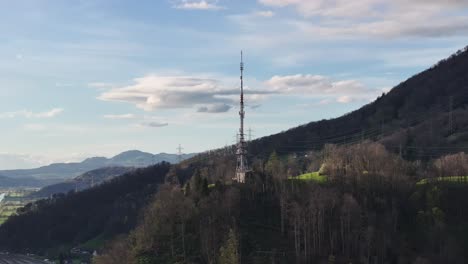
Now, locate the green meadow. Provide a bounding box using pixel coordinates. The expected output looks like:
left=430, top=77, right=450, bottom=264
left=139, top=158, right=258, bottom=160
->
left=289, top=171, right=327, bottom=183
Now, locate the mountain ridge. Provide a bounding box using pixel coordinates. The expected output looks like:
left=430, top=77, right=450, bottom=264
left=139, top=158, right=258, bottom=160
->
left=246, top=45, right=468, bottom=160
left=0, top=150, right=196, bottom=180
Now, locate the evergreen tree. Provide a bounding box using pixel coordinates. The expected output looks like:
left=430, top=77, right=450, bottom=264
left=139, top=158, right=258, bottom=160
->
left=265, top=151, right=281, bottom=177
left=218, top=229, right=239, bottom=264
left=202, top=178, right=209, bottom=196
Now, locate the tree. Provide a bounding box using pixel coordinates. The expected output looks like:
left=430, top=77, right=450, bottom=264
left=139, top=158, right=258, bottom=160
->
left=265, top=151, right=282, bottom=179
left=218, top=229, right=239, bottom=264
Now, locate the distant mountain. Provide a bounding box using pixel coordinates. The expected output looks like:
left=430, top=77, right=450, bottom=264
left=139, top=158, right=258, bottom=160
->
left=0, top=175, right=59, bottom=188
left=0, top=150, right=196, bottom=180
left=30, top=167, right=135, bottom=198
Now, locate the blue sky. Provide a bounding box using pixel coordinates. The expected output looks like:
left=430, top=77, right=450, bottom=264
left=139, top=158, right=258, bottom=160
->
left=0, top=0, right=467, bottom=169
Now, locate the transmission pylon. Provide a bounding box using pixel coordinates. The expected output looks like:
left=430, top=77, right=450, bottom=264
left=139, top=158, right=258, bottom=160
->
left=248, top=127, right=254, bottom=142
left=177, top=144, right=184, bottom=163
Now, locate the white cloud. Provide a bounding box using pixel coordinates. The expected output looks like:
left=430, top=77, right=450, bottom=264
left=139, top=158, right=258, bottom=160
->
left=197, top=103, right=231, bottom=113
left=139, top=121, right=169, bottom=128
left=259, top=0, right=468, bottom=18
left=256, top=0, right=468, bottom=39
left=98, top=73, right=382, bottom=117
left=337, top=95, right=352, bottom=103
left=89, top=82, right=115, bottom=89
left=259, top=0, right=378, bottom=18
left=0, top=108, right=63, bottom=119
left=265, top=74, right=381, bottom=102
left=254, top=10, right=275, bottom=17
left=37, top=108, right=64, bottom=118
left=173, top=0, right=223, bottom=10
left=103, top=113, right=136, bottom=119
left=98, top=75, right=269, bottom=113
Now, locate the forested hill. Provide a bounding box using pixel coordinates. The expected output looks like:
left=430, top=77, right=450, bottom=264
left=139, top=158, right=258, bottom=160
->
left=29, top=167, right=135, bottom=199
left=248, top=46, right=468, bottom=159
left=0, top=163, right=176, bottom=254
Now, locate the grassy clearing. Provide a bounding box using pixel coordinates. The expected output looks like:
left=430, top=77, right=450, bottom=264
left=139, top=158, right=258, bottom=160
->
left=417, top=176, right=468, bottom=185
left=80, top=235, right=108, bottom=250
left=289, top=172, right=327, bottom=183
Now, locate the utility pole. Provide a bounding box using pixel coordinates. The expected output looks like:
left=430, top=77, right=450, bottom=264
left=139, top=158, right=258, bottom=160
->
left=177, top=144, right=184, bottom=163
left=234, top=51, right=250, bottom=183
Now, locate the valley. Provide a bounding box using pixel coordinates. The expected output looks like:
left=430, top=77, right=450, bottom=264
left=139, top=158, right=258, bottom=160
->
left=0, top=189, right=37, bottom=225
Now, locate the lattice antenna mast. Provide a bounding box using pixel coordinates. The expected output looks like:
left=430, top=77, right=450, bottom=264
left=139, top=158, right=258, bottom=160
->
left=177, top=144, right=184, bottom=163
left=235, top=51, right=249, bottom=183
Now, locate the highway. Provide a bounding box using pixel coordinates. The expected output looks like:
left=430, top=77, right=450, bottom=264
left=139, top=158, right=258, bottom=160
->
left=0, top=254, right=50, bottom=264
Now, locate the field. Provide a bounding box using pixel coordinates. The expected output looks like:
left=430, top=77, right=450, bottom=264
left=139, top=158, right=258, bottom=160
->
left=289, top=171, right=327, bottom=183
left=0, top=203, right=21, bottom=224
left=0, top=189, right=38, bottom=225
left=417, top=176, right=468, bottom=185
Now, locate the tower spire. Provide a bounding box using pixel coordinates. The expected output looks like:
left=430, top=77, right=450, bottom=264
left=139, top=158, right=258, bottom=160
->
left=235, top=51, right=249, bottom=183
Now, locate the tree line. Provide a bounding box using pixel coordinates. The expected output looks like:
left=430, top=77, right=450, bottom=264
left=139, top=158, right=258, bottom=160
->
left=95, top=143, right=468, bottom=263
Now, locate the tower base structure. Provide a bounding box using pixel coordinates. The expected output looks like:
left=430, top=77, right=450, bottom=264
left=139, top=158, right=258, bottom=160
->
left=233, top=170, right=252, bottom=183
left=234, top=171, right=246, bottom=183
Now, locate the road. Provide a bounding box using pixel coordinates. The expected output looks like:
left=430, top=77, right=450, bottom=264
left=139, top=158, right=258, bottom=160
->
left=0, top=254, right=51, bottom=264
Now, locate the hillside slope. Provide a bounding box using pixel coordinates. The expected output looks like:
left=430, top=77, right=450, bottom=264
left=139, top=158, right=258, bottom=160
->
left=0, top=163, right=174, bottom=254
left=29, top=167, right=135, bottom=198
left=248, top=46, right=468, bottom=160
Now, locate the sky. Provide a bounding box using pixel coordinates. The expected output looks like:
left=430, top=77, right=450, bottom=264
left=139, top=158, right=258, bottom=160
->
left=0, top=0, right=467, bottom=169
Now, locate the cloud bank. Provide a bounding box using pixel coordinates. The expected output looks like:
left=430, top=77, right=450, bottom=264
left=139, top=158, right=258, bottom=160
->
left=173, top=0, right=223, bottom=10
left=98, top=75, right=241, bottom=112
left=98, top=73, right=383, bottom=113
left=103, top=114, right=136, bottom=119
left=0, top=108, right=63, bottom=119
left=255, top=0, right=468, bottom=39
